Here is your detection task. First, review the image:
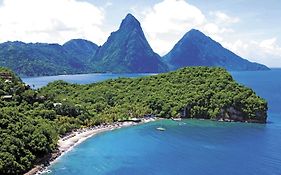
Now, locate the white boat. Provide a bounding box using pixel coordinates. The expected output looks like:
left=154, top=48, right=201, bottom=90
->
left=156, top=127, right=166, bottom=131
left=156, top=119, right=166, bottom=131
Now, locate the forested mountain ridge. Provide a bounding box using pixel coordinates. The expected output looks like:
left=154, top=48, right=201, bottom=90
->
left=62, top=39, right=98, bottom=64
left=0, top=40, right=99, bottom=77
left=0, top=67, right=58, bottom=174
left=41, top=66, right=267, bottom=123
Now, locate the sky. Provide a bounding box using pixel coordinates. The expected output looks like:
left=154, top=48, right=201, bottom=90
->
left=0, top=0, right=280, bottom=67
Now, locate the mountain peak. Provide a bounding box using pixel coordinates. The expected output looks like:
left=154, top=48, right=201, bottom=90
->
left=63, top=39, right=98, bottom=47
left=125, top=13, right=135, bottom=19
left=65, top=39, right=89, bottom=43
left=93, top=13, right=167, bottom=73
left=163, top=29, right=269, bottom=71
left=120, top=13, right=140, bottom=29
left=189, top=29, right=203, bottom=34
left=184, top=29, right=207, bottom=40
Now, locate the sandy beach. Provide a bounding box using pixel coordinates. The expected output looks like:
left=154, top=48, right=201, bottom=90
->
left=25, top=117, right=156, bottom=175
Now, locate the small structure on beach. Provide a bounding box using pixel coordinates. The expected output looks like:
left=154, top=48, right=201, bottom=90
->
left=1, top=95, right=12, bottom=100
left=172, top=118, right=182, bottom=121
left=4, top=79, right=12, bottom=83
left=120, top=118, right=141, bottom=123
left=53, top=102, right=62, bottom=107
left=131, top=118, right=141, bottom=122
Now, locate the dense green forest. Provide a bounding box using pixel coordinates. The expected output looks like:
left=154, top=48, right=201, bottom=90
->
left=0, top=67, right=58, bottom=174
left=0, top=40, right=98, bottom=77
left=0, top=66, right=267, bottom=174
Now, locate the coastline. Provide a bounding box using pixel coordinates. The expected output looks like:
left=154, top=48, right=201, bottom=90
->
left=23, top=116, right=263, bottom=175
left=25, top=117, right=157, bottom=175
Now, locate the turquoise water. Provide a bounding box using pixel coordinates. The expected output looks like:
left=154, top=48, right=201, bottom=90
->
left=22, top=73, right=155, bottom=89
left=38, top=69, right=281, bottom=175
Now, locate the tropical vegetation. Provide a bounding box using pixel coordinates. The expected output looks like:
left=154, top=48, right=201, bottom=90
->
left=0, top=66, right=267, bottom=174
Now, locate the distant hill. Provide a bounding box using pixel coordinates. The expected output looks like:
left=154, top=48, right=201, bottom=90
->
left=63, top=39, right=98, bottom=64
left=163, top=29, right=269, bottom=71
left=93, top=14, right=168, bottom=73
left=0, top=40, right=98, bottom=77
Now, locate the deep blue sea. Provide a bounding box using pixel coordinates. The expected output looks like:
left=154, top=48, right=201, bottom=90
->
left=29, top=69, right=281, bottom=175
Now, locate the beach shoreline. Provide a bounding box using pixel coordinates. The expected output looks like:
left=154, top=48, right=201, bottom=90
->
left=24, top=117, right=157, bottom=175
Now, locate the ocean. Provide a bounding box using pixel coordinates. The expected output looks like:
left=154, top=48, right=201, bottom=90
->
left=28, top=69, right=281, bottom=175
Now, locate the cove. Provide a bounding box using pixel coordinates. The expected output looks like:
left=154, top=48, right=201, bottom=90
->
left=39, top=69, right=281, bottom=175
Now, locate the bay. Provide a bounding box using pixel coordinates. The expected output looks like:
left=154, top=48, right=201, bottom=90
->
left=32, top=69, right=281, bottom=175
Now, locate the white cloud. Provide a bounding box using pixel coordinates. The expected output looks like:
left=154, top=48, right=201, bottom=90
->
left=259, top=38, right=281, bottom=54
left=210, top=11, right=240, bottom=25
left=204, top=23, right=219, bottom=34
left=104, top=1, right=113, bottom=8
left=143, top=0, right=205, bottom=35
left=0, top=0, right=107, bottom=45
left=142, top=0, right=206, bottom=54
left=223, top=38, right=281, bottom=67
left=141, top=0, right=236, bottom=55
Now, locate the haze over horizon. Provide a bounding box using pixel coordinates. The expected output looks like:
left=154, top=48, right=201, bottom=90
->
left=0, top=0, right=280, bottom=67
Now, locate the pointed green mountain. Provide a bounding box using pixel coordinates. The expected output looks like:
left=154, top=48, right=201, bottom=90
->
left=94, top=14, right=168, bottom=73
left=163, top=29, right=269, bottom=71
